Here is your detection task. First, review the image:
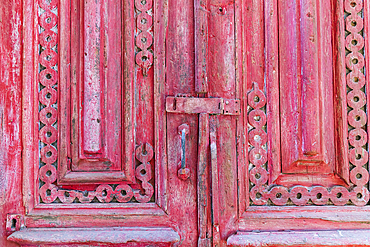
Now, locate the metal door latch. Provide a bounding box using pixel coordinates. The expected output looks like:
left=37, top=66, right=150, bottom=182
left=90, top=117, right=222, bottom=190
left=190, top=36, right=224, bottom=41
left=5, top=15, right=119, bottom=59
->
left=177, top=124, right=190, bottom=180
left=166, top=96, right=240, bottom=115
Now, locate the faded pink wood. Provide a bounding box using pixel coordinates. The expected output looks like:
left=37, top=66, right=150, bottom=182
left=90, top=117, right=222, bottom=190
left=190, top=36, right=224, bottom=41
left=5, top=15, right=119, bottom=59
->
left=210, top=116, right=221, bottom=245
left=227, top=229, right=370, bottom=246
left=83, top=0, right=103, bottom=155
left=58, top=0, right=135, bottom=183
left=8, top=227, right=180, bottom=246
left=278, top=0, right=335, bottom=175
left=194, top=0, right=209, bottom=93
left=266, top=0, right=350, bottom=187
left=0, top=0, right=24, bottom=246
left=3, top=0, right=370, bottom=246
left=197, top=113, right=212, bottom=246
left=208, top=0, right=238, bottom=243
left=165, top=0, right=199, bottom=244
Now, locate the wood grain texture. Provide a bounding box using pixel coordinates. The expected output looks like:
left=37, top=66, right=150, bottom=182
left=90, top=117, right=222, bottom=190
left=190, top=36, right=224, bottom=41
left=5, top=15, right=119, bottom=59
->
left=227, top=230, right=370, bottom=246
left=278, top=0, right=335, bottom=175
left=4, top=0, right=370, bottom=245
left=0, top=0, right=24, bottom=246
left=8, top=227, right=179, bottom=246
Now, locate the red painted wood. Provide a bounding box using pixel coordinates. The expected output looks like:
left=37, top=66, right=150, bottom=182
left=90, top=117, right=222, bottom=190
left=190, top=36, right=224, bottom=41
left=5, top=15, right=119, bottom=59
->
left=266, top=0, right=350, bottom=188
left=278, top=0, right=335, bottom=175
left=8, top=227, right=180, bottom=246
left=208, top=0, right=238, bottom=244
left=0, top=0, right=24, bottom=246
left=194, top=0, right=209, bottom=93
left=64, top=0, right=127, bottom=174
left=57, top=0, right=137, bottom=185
left=3, top=0, right=370, bottom=246
left=227, top=230, right=370, bottom=246
left=197, top=114, right=212, bottom=245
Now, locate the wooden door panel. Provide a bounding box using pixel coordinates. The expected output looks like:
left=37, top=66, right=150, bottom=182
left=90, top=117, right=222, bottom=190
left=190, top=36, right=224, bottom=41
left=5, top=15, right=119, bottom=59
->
left=278, top=0, right=336, bottom=176
left=246, top=0, right=370, bottom=209
left=4, top=0, right=190, bottom=244
left=57, top=0, right=135, bottom=184
left=229, top=0, right=370, bottom=243
left=4, top=0, right=370, bottom=245
left=77, top=0, right=123, bottom=171
left=23, top=0, right=160, bottom=207
left=257, top=0, right=350, bottom=190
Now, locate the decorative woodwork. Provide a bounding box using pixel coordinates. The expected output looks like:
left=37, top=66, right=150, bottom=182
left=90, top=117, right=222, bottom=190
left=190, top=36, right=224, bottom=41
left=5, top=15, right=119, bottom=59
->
left=2, top=0, right=370, bottom=245
left=37, top=0, right=155, bottom=204
left=135, top=0, right=154, bottom=75
left=248, top=0, right=369, bottom=207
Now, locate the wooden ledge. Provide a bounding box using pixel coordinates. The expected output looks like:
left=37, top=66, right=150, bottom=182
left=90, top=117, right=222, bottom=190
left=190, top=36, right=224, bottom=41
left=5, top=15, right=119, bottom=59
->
left=227, top=230, right=370, bottom=246
left=8, top=227, right=180, bottom=246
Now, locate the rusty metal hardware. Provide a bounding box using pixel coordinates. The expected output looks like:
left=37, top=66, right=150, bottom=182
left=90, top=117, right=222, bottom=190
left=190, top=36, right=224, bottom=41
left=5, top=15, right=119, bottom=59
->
left=166, top=96, right=240, bottom=115
left=177, top=124, right=190, bottom=180
left=6, top=214, right=24, bottom=232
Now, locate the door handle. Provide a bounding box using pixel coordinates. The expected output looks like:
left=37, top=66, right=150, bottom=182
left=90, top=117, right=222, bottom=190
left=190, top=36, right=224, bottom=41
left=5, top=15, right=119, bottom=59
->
left=177, top=124, right=190, bottom=180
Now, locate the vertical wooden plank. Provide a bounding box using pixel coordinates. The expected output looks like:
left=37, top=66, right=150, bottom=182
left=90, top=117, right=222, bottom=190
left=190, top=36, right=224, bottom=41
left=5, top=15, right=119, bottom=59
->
left=333, top=0, right=349, bottom=182
left=0, top=0, right=24, bottom=245
left=194, top=0, right=209, bottom=93
left=300, top=0, right=320, bottom=156
left=278, top=0, right=301, bottom=171
left=265, top=0, right=280, bottom=185
left=154, top=0, right=168, bottom=211
left=279, top=0, right=336, bottom=174
left=66, top=0, right=123, bottom=172
left=235, top=0, right=247, bottom=217
left=68, top=0, right=80, bottom=173
left=167, top=0, right=195, bottom=96
left=167, top=0, right=198, bottom=243
left=83, top=0, right=103, bottom=154
left=23, top=0, right=39, bottom=214
left=104, top=0, right=123, bottom=169
left=208, top=0, right=238, bottom=242
left=208, top=0, right=235, bottom=98
left=246, top=0, right=264, bottom=91
left=318, top=0, right=336, bottom=174
left=210, top=116, right=221, bottom=246
left=198, top=113, right=211, bottom=246
left=59, top=0, right=72, bottom=185
left=122, top=0, right=136, bottom=181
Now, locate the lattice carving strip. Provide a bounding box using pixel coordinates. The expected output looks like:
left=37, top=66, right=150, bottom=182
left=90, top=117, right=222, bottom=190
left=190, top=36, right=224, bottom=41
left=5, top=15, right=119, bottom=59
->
left=135, top=0, right=154, bottom=75
left=248, top=0, right=369, bottom=206
left=38, top=0, right=154, bottom=204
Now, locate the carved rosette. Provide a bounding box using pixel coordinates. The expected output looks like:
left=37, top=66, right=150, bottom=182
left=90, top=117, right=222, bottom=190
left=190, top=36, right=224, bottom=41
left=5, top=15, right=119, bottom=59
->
left=248, top=83, right=269, bottom=206
left=248, top=0, right=369, bottom=206
left=38, top=0, right=154, bottom=204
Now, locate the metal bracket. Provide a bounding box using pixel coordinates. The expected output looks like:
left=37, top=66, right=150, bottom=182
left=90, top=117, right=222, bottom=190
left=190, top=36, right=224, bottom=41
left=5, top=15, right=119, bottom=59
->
left=166, top=96, right=240, bottom=115
left=6, top=214, right=25, bottom=232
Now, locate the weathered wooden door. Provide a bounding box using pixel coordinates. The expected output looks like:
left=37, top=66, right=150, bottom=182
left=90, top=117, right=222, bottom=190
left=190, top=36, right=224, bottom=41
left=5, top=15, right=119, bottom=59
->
left=3, top=0, right=370, bottom=246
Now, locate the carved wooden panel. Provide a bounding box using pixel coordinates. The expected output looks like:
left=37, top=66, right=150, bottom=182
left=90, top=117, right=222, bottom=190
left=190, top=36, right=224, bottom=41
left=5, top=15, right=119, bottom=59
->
left=248, top=0, right=369, bottom=206
left=37, top=0, right=155, bottom=204
left=58, top=0, right=135, bottom=184
left=278, top=0, right=336, bottom=176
